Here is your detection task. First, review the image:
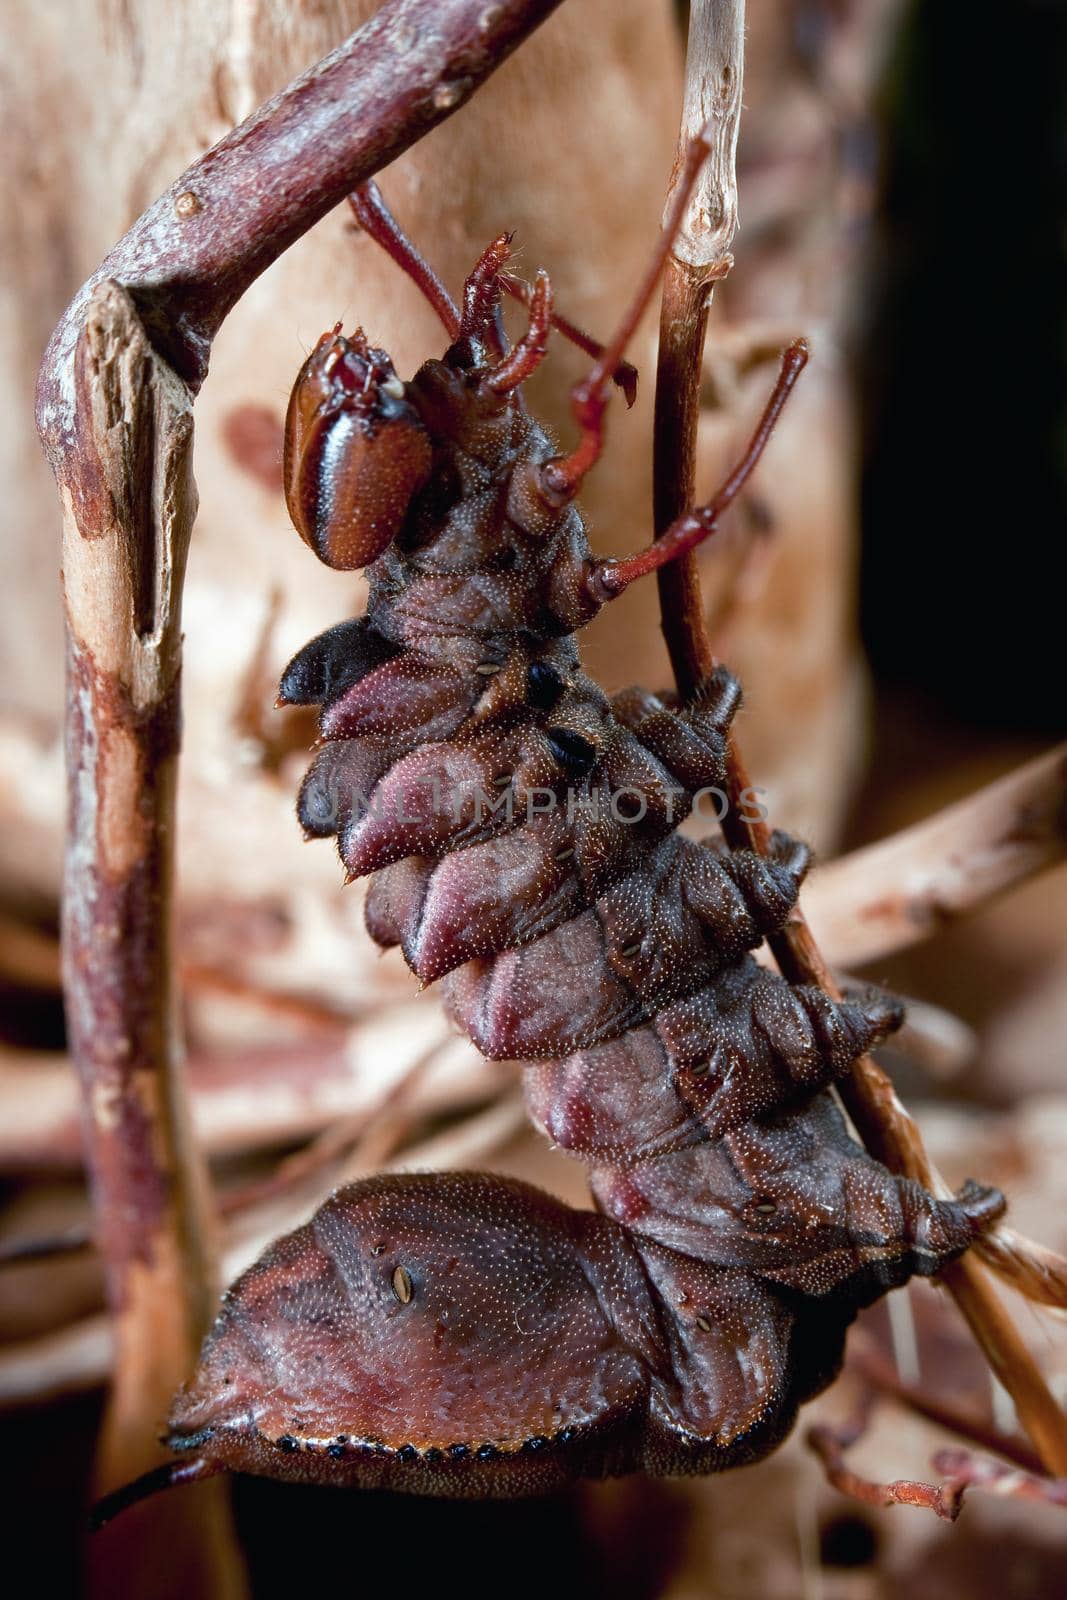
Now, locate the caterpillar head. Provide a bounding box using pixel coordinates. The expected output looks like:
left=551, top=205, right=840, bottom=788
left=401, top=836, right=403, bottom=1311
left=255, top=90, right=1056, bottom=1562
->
left=284, top=326, right=433, bottom=569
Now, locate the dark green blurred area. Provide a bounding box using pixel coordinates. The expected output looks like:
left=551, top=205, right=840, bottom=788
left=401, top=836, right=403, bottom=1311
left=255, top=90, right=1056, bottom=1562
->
left=860, top=0, right=1067, bottom=732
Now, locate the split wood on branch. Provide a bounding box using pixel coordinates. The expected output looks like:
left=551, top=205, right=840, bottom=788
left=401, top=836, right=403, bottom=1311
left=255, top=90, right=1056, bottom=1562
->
left=653, top=0, right=1067, bottom=1479
left=33, top=0, right=568, bottom=1501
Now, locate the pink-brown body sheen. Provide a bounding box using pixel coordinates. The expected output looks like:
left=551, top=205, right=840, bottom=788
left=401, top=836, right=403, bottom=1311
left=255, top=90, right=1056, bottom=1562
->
left=159, top=200, right=1003, bottom=1505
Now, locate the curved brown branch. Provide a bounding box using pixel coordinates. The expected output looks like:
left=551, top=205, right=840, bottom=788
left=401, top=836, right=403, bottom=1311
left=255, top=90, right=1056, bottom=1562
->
left=36, top=0, right=566, bottom=444
left=58, top=282, right=212, bottom=1504
left=808, top=1406, right=967, bottom=1521
left=653, top=0, right=1067, bottom=1479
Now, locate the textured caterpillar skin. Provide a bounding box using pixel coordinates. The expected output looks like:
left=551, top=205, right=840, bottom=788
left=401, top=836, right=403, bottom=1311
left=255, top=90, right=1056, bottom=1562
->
left=166, top=260, right=1004, bottom=1500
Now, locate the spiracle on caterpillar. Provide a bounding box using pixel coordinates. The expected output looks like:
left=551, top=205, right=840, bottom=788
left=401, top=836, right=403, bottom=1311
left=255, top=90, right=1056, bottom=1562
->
left=93, top=142, right=1004, bottom=1524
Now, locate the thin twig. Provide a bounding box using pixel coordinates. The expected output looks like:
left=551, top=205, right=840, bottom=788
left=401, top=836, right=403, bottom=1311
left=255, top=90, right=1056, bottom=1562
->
left=809, top=1404, right=1067, bottom=1521
left=654, top=0, right=743, bottom=689
left=653, top=0, right=1067, bottom=1478
left=808, top=1405, right=967, bottom=1521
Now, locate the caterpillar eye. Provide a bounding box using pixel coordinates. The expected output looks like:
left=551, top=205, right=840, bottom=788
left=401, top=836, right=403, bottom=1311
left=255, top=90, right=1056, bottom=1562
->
left=547, top=726, right=597, bottom=773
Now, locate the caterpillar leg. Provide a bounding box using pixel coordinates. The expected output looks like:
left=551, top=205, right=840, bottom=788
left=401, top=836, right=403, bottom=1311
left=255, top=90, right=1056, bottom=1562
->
left=348, top=182, right=461, bottom=340
left=724, top=1101, right=1006, bottom=1298
left=351, top=179, right=636, bottom=397
left=540, top=136, right=713, bottom=506
left=611, top=666, right=741, bottom=794
left=483, top=272, right=553, bottom=396
left=276, top=616, right=397, bottom=708
left=589, top=340, right=808, bottom=601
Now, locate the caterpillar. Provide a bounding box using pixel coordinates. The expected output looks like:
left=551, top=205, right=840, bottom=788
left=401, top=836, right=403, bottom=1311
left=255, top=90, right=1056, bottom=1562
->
left=97, top=157, right=1003, bottom=1521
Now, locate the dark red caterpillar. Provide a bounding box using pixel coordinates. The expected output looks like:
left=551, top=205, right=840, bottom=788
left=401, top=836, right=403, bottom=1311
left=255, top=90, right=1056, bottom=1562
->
left=97, top=156, right=1003, bottom=1522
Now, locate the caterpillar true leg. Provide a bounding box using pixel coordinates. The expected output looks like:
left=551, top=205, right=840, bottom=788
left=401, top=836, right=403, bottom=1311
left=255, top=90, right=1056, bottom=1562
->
left=350, top=178, right=637, bottom=398
left=484, top=271, right=553, bottom=395
left=588, top=337, right=810, bottom=601
left=348, top=181, right=461, bottom=340
left=539, top=132, right=714, bottom=505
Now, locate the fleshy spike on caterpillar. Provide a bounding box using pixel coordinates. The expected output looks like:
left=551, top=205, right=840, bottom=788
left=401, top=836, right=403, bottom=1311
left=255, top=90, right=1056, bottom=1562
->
left=93, top=154, right=1003, bottom=1526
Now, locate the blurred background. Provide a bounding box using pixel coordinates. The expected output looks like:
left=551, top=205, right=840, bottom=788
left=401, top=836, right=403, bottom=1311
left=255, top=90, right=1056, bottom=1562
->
left=1, top=1, right=1065, bottom=1594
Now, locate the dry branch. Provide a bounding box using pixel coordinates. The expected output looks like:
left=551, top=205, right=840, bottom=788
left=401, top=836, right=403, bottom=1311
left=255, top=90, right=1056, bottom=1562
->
left=806, top=744, right=1067, bottom=968
left=36, top=0, right=568, bottom=447
left=654, top=0, right=742, bottom=690
left=808, top=1406, right=968, bottom=1521
left=653, top=0, right=1067, bottom=1479
left=59, top=279, right=213, bottom=1497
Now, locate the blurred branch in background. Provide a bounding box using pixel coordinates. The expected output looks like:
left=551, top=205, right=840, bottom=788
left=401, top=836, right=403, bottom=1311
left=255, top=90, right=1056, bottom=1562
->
left=806, top=743, right=1067, bottom=967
